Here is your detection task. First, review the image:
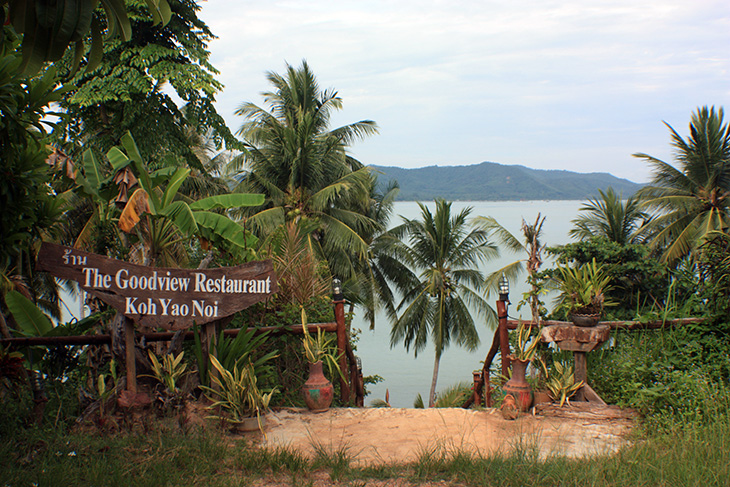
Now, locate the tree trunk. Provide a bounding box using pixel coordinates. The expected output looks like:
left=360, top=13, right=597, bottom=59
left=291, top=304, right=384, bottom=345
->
left=429, top=351, right=441, bottom=407
left=0, top=306, right=13, bottom=339
left=198, top=249, right=215, bottom=270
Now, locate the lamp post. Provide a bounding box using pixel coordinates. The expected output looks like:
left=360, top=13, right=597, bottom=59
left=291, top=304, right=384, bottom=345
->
left=497, top=274, right=511, bottom=379
left=332, top=278, right=343, bottom=301
left=332, top=278, right=349, bottom=402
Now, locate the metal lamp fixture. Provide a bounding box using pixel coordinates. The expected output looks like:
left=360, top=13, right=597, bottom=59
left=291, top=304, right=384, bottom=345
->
left=332, top=277, right=343, bottom=301
left=498, top=273, right=509, bottom=302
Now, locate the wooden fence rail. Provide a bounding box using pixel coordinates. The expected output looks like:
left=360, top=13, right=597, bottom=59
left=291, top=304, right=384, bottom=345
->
left=0, top=322, right=338, bottom=347
left=1, top=319, right=364, bottom=407
left=505, top=317, right=704, bottom=331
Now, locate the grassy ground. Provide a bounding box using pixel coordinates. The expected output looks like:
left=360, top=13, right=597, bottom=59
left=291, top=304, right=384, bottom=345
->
left=2, top=415, right=729, bottom=487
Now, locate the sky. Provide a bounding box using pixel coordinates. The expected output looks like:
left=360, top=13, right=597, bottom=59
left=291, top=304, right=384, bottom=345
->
left=197, top=0, right=730, bottom=184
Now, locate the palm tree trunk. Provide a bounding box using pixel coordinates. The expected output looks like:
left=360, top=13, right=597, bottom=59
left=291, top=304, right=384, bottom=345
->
left=429, top=350, right=441, bottom=407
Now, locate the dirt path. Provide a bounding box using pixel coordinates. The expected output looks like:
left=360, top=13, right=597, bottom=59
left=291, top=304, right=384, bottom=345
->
left=255, top=404, right=636, bottom=466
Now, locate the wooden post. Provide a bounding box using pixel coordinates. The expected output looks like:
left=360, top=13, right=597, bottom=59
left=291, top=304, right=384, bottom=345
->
left=124, top=317, right=137, bottom=393
left=497, top=299, right=511, bottom=380
left=472, top=370, right=482, bottom=407
left=574, top=351, right=587, bottom=402
left=334, top=297, right=350, bottom=403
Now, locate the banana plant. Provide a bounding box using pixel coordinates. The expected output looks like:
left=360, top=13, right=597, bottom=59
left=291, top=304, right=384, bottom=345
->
left=107, top=132, right=264, bottom=265
left=7, top=0, right=172, bottom=76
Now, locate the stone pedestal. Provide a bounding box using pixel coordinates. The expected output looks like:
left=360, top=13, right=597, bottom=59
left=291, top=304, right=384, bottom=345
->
left=540, top=324, right=610, bottom=403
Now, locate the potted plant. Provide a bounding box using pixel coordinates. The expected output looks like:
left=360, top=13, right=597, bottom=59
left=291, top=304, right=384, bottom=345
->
left=552, top=258, right=614, bottom=326
left=545, top=360, right=584, bottom=406
left=200, top=355, right=275, bottom=433
left=502, top=321, right=541, bottom=412
left=300, top=309, right=345, bottom=412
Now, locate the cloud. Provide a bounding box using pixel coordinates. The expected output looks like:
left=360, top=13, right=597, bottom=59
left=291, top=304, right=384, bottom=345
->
left=199, top=0, right=730, bottom=183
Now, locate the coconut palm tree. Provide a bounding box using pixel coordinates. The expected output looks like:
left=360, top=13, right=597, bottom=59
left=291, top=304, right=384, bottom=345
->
left=569, top=188, right=649, bottom=245
left=475, top=213, right=547, bottom=323
left=389, top=200, right=498, bottom=407
left=350, top=177, right=417, bottom=330
left=229, top=61, right=378, bottom=282
left=634, top=106, right=730, bottom=264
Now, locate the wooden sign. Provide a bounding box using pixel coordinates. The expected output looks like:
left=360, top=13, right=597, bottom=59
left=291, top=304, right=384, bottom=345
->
left=36, top=242, right=278, bottom=330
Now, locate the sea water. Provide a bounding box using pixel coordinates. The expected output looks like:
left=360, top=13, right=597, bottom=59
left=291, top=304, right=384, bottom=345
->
left=56, top=199, right=583, bottom=408
left=355, top=200, right=583, bottom=407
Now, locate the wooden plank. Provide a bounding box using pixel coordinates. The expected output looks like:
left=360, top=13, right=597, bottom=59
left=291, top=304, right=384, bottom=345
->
left=124, top=318, right=136, bottom=393
left=334, top=299, right=349, bottom=403
left=507, top=318, right=703, bottom=330
left=574, top=351, right=587, bottom=402
left=582, top=384, right=607, bottom=405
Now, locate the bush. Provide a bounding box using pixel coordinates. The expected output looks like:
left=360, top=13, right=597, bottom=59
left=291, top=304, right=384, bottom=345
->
left=589, top=328, right=730, bottom=433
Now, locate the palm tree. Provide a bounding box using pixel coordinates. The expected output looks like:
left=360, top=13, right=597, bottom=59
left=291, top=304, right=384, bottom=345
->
left=229, top=61, right=378, bottom=282
left=351, top=177, right=417, bottom=330
left=475, top=214, right=547, bottom=323
left=390, top=200, right=498, bottom=407
left=569, top=188, right=649, bottom=245
left=634, top=106, right=730, bottom=264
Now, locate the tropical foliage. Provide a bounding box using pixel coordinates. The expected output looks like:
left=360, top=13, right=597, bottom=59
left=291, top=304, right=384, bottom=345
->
left=201, top=355, right=275, bottom=425
left=0, top=30, right=67, bottom=301
left=545, top=360, right=583, bottom=407
left=352, top=178, right=415, bottom=329
left=634, top=106, right=730, bottom=264
left=229, top=60, right=378, bottom=283
left=476, top=213, right=547, bottom=323
left=4, top=0, right=172, bottom=76
left=511, top=321, right=540, bottom=362
left=547, top=237, right=670, bottom=318
left=551, top=258, right=614, bottom=316
left=52, top=0, right=235, bottom=168
left=569, top=187, right=649, bottom=245
left=389, top=200, right=497, bottom=407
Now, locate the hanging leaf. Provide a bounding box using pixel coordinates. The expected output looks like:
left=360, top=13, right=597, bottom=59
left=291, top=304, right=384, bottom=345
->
left=161, top=167, right=191, bottom=209
left=189, top=193, right=265, bottom=211
left=118, top=187, right=151, bottom=233
left=4, top=290, right=53, bottom=337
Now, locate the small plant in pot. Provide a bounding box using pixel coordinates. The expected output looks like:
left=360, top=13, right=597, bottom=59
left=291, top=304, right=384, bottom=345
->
left=301, top=309, right=345, bottom=412
left=200, top=355, right=275, bottom=433
left=502, top=321, right=541, bottom=413
left=552, top=258, right=614, bottom=326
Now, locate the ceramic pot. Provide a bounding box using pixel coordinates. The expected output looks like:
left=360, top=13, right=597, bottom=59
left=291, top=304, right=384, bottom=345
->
left=502, top=358, right=533, bottom=412
left=230, top=414, right=265, bottom=433
left=302, top=361, right=334, bottom=412
left=569, top=312, right=601, bottom=327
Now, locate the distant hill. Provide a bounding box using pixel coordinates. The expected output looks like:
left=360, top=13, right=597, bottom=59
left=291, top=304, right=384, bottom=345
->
left=370, top=162, right=643, bottom=201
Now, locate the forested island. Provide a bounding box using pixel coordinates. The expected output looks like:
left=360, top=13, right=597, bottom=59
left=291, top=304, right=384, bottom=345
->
left=372, top=161, right=643, bottom=201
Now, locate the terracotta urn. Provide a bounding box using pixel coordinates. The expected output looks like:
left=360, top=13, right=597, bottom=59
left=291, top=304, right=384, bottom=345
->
left=502, top=358, right=533, bottom=412
left=301, top=361, right=334, bottom=412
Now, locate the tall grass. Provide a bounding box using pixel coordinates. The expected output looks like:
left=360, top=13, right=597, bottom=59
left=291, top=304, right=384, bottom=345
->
left=2, top=417, right=729, bottom=486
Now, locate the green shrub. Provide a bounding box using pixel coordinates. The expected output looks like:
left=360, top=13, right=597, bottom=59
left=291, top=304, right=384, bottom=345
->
left=589, top=328, right=730, bottom=433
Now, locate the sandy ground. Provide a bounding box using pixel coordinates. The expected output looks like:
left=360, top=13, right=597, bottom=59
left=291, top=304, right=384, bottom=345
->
left=252, top=404, right=636, bottom=467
